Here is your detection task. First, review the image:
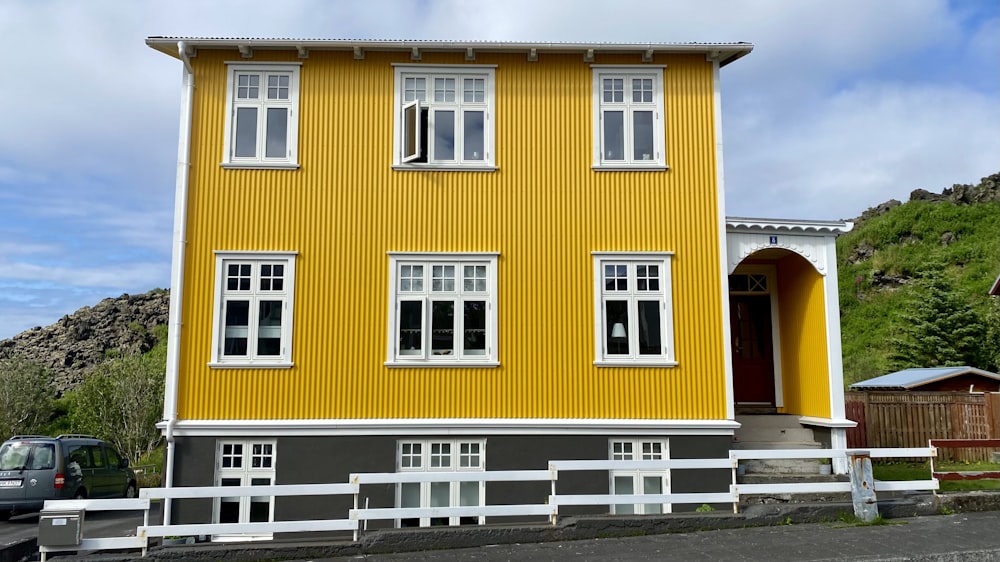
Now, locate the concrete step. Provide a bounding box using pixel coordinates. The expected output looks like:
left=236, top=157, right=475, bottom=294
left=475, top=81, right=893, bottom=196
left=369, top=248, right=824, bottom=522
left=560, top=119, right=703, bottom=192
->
left=735, top=414, right=806, bottom=430
left=731, top=441, right=821, bottom=450
left=741, top=458, right=828, bottom=475
left=735, top=428, right=817, bottom=443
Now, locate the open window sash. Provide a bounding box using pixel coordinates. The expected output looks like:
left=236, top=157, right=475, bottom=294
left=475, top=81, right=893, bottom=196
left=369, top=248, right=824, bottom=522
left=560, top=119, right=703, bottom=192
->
left=402, top=100, right=422, bottom=163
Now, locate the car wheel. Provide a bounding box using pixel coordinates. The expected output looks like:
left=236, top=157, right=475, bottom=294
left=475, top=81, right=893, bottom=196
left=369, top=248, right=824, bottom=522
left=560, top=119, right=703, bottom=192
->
left=0, top=510, right=10, bottom=522
left=125, top=482, right=137, bottom=498
left=74, top=489, right=86, bottom=500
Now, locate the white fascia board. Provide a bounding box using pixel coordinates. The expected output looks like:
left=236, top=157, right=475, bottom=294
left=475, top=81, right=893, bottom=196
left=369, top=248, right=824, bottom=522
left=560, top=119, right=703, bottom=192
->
left=157, top=418, right=740, bottom=437
left=726, top=217, right=854, bottom=236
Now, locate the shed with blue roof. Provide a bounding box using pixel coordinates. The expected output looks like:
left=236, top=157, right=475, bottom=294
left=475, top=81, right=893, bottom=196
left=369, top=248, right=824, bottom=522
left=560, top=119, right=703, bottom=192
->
left=849, top=367, right=1000, bottom=393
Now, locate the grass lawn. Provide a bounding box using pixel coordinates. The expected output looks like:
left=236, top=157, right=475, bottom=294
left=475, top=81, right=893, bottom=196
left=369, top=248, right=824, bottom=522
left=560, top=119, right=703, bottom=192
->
left=873, top=460, right=1000, bottom=491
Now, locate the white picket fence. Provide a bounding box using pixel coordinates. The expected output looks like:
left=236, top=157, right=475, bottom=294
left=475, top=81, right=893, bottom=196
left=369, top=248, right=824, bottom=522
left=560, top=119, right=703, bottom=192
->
left=38, top=447, right=940, bottom=559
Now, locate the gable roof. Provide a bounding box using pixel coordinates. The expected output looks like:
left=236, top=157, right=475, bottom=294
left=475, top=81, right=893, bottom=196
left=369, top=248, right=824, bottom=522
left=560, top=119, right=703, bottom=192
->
left=145, top=37, right=753, bottom=67
left=849, top=366, right=1000, bottom=390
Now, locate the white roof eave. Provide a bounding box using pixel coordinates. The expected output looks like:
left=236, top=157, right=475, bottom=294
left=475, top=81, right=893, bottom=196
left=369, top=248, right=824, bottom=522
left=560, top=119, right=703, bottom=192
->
left=726, top=216, right=854, bottom=236
left=145, top=37, right=753, bottom=66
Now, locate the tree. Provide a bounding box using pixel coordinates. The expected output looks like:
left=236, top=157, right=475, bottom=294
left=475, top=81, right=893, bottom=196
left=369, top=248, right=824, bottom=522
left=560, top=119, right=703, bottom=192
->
left=0, top=356, right=55, bottom=439
left=889, top=270, right=985, bottom=370
left=986, top=296, right=1000, bottom=373
left=68, top=341, right=165, bottom=464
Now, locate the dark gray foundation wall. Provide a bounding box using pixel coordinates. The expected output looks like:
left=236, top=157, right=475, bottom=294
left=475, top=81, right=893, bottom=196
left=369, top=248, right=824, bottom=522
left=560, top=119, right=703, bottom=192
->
left=169, top=433, right=732, bottom=525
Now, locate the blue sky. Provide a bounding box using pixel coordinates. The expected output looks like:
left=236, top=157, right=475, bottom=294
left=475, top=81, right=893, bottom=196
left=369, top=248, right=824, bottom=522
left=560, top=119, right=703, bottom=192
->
left=0, top=0, right=997, bottom=340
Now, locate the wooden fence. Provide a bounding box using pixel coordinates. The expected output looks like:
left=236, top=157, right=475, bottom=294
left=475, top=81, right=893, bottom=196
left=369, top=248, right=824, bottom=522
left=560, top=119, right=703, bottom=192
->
left=846, top=391, right=1000, bottom=462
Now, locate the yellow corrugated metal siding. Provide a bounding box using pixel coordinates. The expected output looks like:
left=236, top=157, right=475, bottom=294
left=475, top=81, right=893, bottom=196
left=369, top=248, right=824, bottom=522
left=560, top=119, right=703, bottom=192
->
left=176, top=49, right=728, bottom=421
left=776, top=255, right=832, bottom=418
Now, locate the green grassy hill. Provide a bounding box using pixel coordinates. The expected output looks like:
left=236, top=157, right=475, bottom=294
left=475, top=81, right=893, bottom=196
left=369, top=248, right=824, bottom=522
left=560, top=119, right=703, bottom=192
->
left=836, top=173, right=1000, bottom=386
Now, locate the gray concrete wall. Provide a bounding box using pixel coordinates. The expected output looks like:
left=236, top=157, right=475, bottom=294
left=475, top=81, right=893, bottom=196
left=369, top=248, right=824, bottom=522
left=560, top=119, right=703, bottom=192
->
left=169, top=432, right=732, bottom=525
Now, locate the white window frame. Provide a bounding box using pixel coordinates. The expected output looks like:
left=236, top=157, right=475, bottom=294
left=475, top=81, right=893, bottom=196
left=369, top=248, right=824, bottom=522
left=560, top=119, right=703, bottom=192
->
left=591, top=66, right=667, bottom=170
left=609, top=438, right=671, bottom=515
left=593, top=252, right=676, bottom=367
left=209, top=251, right=297, bottom=369
left=396, top=439, right=487, bottom=527
left=386, top=252, right=499, bottom=367
left=213, top=439, right=277, bottom=541
left=222, top=62, right=301, bottom=169
left=392, top=64, right=497, bottom=171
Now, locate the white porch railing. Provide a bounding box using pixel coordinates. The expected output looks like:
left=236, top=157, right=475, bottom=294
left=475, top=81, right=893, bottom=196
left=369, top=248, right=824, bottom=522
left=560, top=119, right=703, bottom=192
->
left=38, top=447, right=940, bottom=559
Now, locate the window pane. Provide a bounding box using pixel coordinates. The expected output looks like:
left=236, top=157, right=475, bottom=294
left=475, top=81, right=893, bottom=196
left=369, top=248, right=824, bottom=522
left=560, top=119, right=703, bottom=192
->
left=605, top=300, right=629, bottom=355
left=267, top=74, right=289, bottom=100
left=463, top=265, right=487, bottom=292
left=219, top=477, right=242, bottom=524
left=434, top=78, right=455, bottom=102
left=642, top=475, right=663, bottom=514
left=431, top=301, right=455, bottom=355
left=400, top=482, right=420, bottom=508
left=464, top=111, right=485, bottom=161
left=434, top=110, right=455, bottom=161
left=613, top=475, right=634, bottom=515
left=234, top=107, right=258, bottom=158
left=403, top=100, right=421, bottom=162
left=257, top=300, right=282, bottom=356
left=460, top=481, right=480, bottom=506
left=224, top=300, right=250, bottom=355
left=604, top=263, right=627, bottom=292
left=399, top=301, right=423, bottom=355
left=603, top=78, right=624, bottom=103
left=265, top=107, right=288, bottom=158
left=249, top=476, right=272, bottom=522
left=464, top=301, right=486, bottom=356
left=603, top=111, right=624, bottom=161
left=463, top=78, right=485, bottom=103
left=638, top=300, right=662, bottom=355
left=633, top=78, right=653, bottom=103
left=404, top=77, right=426, bottom=102
left=633, top=110, right=654, bottom=161
left=432, top=265, right=455, bottom=292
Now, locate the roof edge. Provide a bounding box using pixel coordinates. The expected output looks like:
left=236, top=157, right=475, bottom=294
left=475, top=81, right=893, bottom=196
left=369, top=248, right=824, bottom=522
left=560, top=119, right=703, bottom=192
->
left=726, top=217, right=854, bottom=235
left=145, top=37, right=753, bottom=66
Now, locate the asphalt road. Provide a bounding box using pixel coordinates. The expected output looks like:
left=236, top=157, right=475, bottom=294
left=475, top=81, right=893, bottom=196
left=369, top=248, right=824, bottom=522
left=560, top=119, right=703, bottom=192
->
left=309, top=511, right=1000, bottom=562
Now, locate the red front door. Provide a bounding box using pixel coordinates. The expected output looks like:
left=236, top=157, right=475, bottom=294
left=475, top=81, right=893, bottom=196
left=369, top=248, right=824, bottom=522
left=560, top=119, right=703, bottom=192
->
left=730, top=295, right=776, bottom=405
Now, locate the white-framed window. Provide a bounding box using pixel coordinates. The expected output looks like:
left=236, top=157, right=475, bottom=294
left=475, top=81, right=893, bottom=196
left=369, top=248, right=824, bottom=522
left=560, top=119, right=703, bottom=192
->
left=591, top=66, right=666, bottom=169
left=397, top=439, right=486, bottom=527
left=210, top=252, right=297, bottom=368
left=610, top=438, right=670, bottom=515
left=222, top=63, right=301, bottom=168
left=387, top=253, right=499, bottom=367
left=392, top=64, right=496, bottom=170
left=593, top=253, right=676, bottom=366
left=214, top=440, right=277, bottom=540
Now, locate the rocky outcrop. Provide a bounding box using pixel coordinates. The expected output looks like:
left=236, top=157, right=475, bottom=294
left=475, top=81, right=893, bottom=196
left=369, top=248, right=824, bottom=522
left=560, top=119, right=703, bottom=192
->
left=0, top=289, right=170, bottom=395
left=855, top=173, right=1000, bottom=225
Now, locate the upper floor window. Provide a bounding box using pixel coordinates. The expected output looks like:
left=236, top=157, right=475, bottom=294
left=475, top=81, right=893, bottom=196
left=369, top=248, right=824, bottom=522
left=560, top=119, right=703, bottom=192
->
left=387, top=253, right=498, bottom=367
left=210, top=252, right=297, bottom=368
left=591, top=66, right=666, bottom=170
left=223, top=63, right=301, bottom=168
left=393, top=65, right=496, bottom=170
left=593, top=253, right=676, bottom=366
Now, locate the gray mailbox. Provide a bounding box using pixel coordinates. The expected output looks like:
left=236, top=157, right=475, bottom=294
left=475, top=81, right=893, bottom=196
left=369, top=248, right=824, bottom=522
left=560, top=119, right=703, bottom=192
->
left=38, top=509, right=85, bottom=547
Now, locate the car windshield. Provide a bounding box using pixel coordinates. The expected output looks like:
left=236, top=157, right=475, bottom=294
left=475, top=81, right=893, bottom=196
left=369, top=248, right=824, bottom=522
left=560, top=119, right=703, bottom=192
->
left=0, top=442, right=55, bottom=470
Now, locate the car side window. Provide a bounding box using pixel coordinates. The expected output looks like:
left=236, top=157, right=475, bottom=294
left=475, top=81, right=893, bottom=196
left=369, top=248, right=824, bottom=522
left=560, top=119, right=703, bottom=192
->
left=106, top=447, right=122, bottom=468
left=29, top=445, right=55, bottom=470
left=68, top=446, right=90, bottom=469
left=88, top=445, right=106, bottom=468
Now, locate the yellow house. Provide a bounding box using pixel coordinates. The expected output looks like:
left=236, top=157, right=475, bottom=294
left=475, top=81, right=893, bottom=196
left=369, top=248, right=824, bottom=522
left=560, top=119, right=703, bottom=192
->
left=146, top=37, right=852, bottom=531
